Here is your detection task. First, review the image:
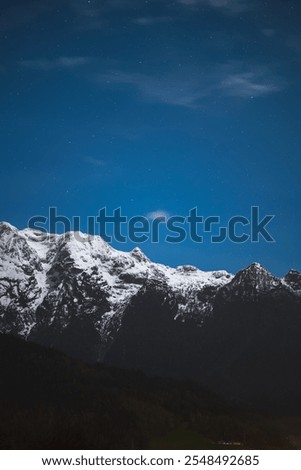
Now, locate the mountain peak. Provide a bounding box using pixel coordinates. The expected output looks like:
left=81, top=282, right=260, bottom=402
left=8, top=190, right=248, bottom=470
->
left=217, top=261, right=285, bottom=302
left=286, top=269, right=300, bottom=275
left=283, top=269, right=301, bottom=291
left=245, top=262, right=266, bottom=272
left=236, top=262, right=278, bottom=283
left=130, top=246, right=150, bottom=263
left=0, top=221, right=17, bottom=233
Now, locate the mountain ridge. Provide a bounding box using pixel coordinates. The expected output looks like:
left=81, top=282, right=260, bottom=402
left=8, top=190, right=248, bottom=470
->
left=0, top=221, right=300, bottom=344
left=0, top=221, right=234, bottom=337
left=1, top=221, right=301, bottom=411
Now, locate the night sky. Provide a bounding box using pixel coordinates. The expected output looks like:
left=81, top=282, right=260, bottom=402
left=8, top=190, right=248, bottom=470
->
left=1, top=0, right=301, bottom=275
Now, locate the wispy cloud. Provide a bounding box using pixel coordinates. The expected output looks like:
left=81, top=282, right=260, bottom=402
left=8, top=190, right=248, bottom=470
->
left=96, top=70, right=209, bottom=108
left=146, top=210, right=171, bottom=220
left=132, top=16, right=172, bottom=26
left=20, top=56, right=94, bottom=70
left=220, top=72, right=281, bottom=97
left=57, top=57, right=93, bottom=67
left=176, top=0, right=250, bottom=13
left=85, top=157, right=106, bottom=167
left=71, top=0, right=131, bottom=17
left=0, top=0, right=251, bottom=33
left=71, top=0, right=102, bottom=18
left=96, top=64, right=282, bottom=108
left=69, top=0, right=135, bottom=28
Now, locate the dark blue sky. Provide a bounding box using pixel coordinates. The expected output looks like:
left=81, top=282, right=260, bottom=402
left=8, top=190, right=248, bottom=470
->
left=1, top=0, right=300, bottom=275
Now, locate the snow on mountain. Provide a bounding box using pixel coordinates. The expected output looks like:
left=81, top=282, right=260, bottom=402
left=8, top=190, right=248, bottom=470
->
left=215, top=262, right=298, bottom=304
left=283, top=269, right=301, bottom=291
left=0, top=222, right=233, bottom=341
left=1, top=221, right=300, bottom=363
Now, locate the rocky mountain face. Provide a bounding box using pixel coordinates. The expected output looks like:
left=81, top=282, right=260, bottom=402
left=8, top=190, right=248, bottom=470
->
left=0, top=221, right=301, bottom=411
left=0, top=222, right=232, bottom=359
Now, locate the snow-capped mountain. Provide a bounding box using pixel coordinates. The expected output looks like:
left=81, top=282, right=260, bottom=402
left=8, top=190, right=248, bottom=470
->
left=0, top=222, right=232, bottom=357
left=0, top=221, right=300, bottom=379
left=215, top=261, right=298, bottom=304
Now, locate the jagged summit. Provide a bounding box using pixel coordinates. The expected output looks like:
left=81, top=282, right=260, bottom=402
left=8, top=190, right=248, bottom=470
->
left=240, top=262, right=277, bottom=277
left=246, top=262, right=265, bottom=270
left=284, top=269, right=301, bottom=291
left=286, top=269, right=301, bottom=274
left=236, top=262, right=275, bottom=279
left=130, top=246, right=150, bottom=263
left=214, top=261, right=295, bottom=303
left=0, top=221, right=17, bottom=231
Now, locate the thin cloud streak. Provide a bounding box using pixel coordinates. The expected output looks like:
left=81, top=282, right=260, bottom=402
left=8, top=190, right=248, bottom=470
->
left=176, top=0, right=250, bottom=13
left=96, top=64, right=283, bottom=108
left=20, top=56, right=94, bottom=70
left=220, top=72, right=281, bottom=97
left=96, top=70, right=209, bottom=108
left=0, top=0, right=251, bottom=32
left=132, top=16, right=172, bottom=26
left=85, top=157, right=106, bottom=168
